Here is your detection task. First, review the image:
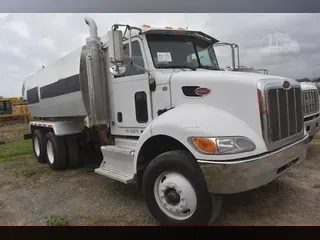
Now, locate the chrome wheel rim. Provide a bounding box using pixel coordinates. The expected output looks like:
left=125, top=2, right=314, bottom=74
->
left=34, top=137, right=40, bottom=157
left=46, top=141, right=54, bottom=164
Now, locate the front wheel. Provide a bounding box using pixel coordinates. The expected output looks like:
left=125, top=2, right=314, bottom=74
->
left=142, top=150, right=222, bottom=225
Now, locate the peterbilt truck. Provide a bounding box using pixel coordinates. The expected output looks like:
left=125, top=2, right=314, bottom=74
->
left=22, top=17, right=309, bottom=225
left=215, top=42, right=320, bottom=142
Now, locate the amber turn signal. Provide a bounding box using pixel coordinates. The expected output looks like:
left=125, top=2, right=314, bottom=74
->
left=192, top=138, right=217, bottom=154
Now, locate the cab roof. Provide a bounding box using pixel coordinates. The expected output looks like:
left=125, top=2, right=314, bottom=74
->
left=135, top=27, right=219, bottom=44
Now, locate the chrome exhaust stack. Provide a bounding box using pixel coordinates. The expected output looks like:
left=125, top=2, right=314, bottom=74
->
left=84, top=16, right=109, bottom=144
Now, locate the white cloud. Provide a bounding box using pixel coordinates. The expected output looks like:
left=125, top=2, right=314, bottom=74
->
left=0, top=44, right=25, bottom=59
left=39, top=37, right=55, bottom=49
left=3, top=20, right=30, bottom=40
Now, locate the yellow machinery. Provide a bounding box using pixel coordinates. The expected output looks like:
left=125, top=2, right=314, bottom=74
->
left=0, top=97, right=32, bottom=125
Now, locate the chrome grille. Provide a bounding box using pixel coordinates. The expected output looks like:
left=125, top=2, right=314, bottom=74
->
left=303, top=90, right=319, bottom=116
left=267, top=87, right=303, bottom=143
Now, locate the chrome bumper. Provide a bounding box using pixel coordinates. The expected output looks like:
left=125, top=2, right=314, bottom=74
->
left=304, top=115, right=320, bottom=138
left=198, top=134, right=309, bottom=194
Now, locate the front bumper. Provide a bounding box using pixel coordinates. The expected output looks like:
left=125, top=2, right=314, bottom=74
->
left=304, top=114, right=320, bottom=138
left=198, top=134, right=309, bottom=194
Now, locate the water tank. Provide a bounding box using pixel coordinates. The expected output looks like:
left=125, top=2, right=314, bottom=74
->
left=23, top=17, right=109, bottom=126
left=22, top=47, right=89, bottom=118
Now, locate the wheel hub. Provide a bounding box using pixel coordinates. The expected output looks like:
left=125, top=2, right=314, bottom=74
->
left=154, top=172, right=197, bottom=220
left=164, top=188, right=180, bottom=206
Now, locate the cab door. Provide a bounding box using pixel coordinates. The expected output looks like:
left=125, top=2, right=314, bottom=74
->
left=111, top=38, right=152, bottom=136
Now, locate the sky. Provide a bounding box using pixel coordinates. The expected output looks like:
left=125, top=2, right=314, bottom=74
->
left=0, top=13, right=319, bottom=97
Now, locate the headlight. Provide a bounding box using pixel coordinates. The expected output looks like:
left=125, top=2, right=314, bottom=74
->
left=189, top=136, right=256, bottom=155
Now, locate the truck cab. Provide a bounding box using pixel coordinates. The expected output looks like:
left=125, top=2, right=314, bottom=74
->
left=24, top=18, right=309, bottom=225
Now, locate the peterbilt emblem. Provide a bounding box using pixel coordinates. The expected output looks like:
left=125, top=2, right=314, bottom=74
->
left=282, top=80, right=291, bottom=90
left=195, top=87, right=211, bottom=96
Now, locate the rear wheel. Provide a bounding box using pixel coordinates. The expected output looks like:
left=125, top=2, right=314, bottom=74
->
left=46, top=132, right=68, bottom=171
left=142, top=150, right=222, bottom=225
left=65, top=137, right=81, bottom=169
left=32, top=129, right=47, bottom=163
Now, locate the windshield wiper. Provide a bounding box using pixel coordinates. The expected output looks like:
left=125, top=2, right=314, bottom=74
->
left=157, top=65, right=197, bottom=71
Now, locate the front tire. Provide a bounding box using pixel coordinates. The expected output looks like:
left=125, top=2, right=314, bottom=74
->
left=142, top=150, right=221, bottom=225
left=46, top=132, right=68, bottom=171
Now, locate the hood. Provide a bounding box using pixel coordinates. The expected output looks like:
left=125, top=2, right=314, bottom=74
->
left=162, top=69, right=297, bottom=141
left=170, top=69, right=289, bottom=85
left=168, top=69, right=292, bottom=108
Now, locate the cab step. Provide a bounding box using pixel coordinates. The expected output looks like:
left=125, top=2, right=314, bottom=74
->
left=94, top=142, right=136, bottom=184
left=94, top=167, right=134, bottom=183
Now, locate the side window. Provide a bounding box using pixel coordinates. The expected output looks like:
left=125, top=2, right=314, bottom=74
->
left=117, top=41, right=145, bottom=78
left=197, top=50, right=212, bottom=66
left=0, top=102, right=5, bottom=113
left=134, top=91, right=148, bottom=123
left=0, top=101, right=12, bottom=114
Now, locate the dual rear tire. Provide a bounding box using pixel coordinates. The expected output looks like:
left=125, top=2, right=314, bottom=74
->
left=32, top=129, right=80, bottom=170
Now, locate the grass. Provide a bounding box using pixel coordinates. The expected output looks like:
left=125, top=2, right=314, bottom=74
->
left=0, top=140, right=33, bottom=163
left=46, top=216, right=69, bottom=226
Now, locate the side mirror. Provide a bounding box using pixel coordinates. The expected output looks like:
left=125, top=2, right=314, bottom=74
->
left=107, top=29, right=127, bottom=76
left=107, top=29, right=124, bottom=65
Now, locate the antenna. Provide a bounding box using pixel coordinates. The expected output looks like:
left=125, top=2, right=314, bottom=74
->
left=184, top=13, right=188, bottom=30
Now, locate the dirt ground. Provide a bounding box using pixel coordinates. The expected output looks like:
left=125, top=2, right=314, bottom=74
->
left=0, top=124, right=320, bottom=225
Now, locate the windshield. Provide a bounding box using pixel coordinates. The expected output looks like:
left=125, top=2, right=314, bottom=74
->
left=146, top=34, right=219, bottom=70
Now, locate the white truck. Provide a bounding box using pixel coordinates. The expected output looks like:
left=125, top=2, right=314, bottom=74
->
left=215, top=42, right=320, bottom=142
left=22, top=17, right=309, bottom=225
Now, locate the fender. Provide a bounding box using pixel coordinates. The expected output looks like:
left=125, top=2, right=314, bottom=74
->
left=134, top=104, right=268, bottom=165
